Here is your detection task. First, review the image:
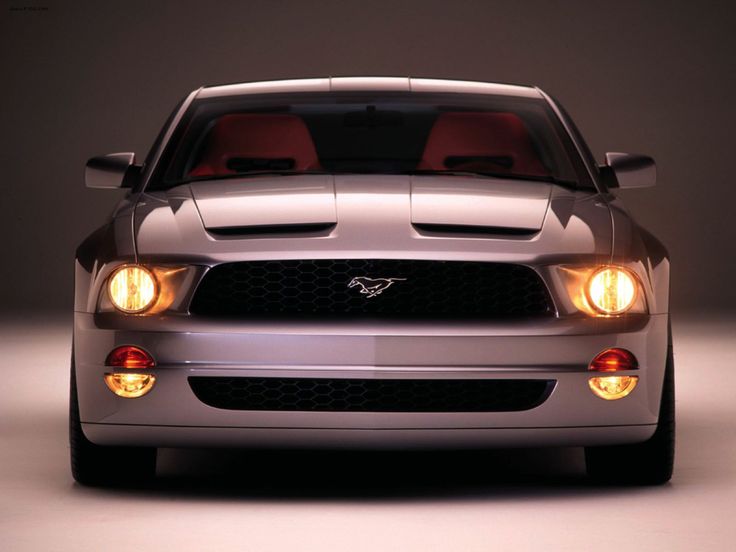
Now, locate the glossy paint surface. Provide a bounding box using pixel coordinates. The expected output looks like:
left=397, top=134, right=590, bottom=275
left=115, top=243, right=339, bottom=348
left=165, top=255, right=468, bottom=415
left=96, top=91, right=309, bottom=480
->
left=73, top=78, right=671, bottom=449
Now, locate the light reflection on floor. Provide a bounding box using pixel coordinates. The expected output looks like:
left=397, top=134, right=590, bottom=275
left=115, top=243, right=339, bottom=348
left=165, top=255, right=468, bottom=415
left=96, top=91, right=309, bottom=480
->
left=1, top=312, right=734, bottom=551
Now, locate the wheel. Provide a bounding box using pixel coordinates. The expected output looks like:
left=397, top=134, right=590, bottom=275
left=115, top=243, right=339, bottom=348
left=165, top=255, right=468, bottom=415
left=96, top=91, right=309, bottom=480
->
left=585, top=323, right=675, bottom=485
left=69, top=350, right=157, bottom=487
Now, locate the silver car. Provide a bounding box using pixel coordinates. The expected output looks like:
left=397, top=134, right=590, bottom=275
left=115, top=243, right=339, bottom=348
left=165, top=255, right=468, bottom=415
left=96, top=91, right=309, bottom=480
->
left=72, top=77, right=674, bottom=486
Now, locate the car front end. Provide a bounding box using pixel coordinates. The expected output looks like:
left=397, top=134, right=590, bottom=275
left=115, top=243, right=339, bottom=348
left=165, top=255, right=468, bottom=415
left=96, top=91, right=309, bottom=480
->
left=72, top=77, right=672, bottom=485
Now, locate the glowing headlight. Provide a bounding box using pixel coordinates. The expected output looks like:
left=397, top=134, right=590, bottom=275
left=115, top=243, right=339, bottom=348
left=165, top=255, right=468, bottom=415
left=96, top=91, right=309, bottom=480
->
left=108, top=265, right=158, bottom=313
left=586, top=267, right=637, bottom=315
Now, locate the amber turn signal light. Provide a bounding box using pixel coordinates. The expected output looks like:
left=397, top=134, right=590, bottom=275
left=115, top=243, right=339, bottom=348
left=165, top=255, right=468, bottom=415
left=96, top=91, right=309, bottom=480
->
left=106, top=345, right=155, bottom=369
left=104, top=346, right=156, bottom=398
left=589, top=348, right=638, bottom=400
left=589, top=348, right=638, bottom=372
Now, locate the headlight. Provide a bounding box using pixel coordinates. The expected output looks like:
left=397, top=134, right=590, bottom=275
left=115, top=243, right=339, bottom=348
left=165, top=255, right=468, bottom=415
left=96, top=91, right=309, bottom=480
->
left=586, top=267, right=637, bottom=315
left=108, top=265, right=158, bottom=313
left=557, top=265, right=646, bottom=316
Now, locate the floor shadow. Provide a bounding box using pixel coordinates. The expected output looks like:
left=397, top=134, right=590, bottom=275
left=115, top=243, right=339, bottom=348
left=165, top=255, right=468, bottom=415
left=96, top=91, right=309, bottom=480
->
left=86, top=445, right=652, bottom=502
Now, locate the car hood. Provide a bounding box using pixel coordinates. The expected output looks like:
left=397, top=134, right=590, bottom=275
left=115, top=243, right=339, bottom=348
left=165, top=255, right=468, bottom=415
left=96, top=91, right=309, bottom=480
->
left=133, top=174, right=612, bottom=264
left=189, top=175, right=552, bottom=234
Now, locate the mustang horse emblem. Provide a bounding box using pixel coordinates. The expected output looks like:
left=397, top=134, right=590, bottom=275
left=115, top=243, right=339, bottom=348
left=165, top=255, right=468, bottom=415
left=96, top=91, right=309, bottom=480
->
left=348, top=277, right=407, bottom=298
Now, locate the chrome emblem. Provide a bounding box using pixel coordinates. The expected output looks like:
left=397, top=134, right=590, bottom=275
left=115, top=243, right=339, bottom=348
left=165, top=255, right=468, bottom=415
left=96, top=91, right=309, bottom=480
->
left=348, top=277, right=407, bottom=298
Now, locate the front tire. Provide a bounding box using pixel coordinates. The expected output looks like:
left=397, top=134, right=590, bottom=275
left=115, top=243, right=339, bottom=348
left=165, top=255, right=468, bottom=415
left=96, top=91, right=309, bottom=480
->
left=585, top=326, right=675, bottom=485
left=69, top=351, right=156, bottom=486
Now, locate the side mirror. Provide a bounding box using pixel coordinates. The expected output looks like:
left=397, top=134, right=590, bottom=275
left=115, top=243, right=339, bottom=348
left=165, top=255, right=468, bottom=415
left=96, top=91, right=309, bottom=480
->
left=85, top=152, right=138, bottom=189
left=601, top=152, right=656, bottom=189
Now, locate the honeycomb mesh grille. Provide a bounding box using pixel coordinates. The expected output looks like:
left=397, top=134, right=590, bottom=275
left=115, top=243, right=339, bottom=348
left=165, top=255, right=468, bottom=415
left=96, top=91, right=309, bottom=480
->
left=189, top=259, right=553, bottom=318
left=188, top=377, right=555, bottom=412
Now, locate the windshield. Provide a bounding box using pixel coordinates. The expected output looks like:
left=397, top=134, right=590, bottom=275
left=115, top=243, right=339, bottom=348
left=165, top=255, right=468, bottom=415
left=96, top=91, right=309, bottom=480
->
left=151, top=92, right=591, bottom=189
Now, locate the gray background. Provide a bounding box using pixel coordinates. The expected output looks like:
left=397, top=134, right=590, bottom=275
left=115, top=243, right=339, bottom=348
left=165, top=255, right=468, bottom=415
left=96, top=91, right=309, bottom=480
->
left=2, top=0, right=734, bottom=312
left=3, top=5, right=736, bottom=550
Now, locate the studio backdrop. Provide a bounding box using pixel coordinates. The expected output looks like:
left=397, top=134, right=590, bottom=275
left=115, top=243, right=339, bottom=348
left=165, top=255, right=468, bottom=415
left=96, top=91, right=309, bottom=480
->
left=2, top=0, right=734, bottom=312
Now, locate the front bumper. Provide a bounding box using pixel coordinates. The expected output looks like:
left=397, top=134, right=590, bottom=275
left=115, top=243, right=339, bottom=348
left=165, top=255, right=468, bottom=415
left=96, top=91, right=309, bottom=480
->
left=75, top=312, right=668, bottom=449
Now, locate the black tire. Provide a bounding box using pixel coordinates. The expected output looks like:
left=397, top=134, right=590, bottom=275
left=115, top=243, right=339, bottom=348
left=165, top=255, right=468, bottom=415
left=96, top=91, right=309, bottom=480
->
left=70, top=350, right=157, bottom=487
left=585, top=324, right=675, bottom=485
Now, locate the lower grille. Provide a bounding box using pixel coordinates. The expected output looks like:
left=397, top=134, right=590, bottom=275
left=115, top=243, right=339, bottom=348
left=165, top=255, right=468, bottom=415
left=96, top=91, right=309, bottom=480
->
left=188, top=259, right=554, bottom=319
left=188, top=377, right=555, bottom=412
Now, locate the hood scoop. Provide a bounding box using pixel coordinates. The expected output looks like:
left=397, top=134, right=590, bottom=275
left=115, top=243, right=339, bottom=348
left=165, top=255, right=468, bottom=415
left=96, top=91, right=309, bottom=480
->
left=411, top=222, right=539, bottom=237
left=411, top=177, right=552, bottom=234
left=190, top=175, right=337, bottom=233
left=206, top=222, right=335, bottom=238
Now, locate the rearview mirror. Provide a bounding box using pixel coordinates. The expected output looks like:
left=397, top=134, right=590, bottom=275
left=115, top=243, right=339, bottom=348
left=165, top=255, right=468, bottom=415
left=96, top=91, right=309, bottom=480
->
left=601, top=152, right=656, bottom=189
left=85, top=152, right=138, bottom=189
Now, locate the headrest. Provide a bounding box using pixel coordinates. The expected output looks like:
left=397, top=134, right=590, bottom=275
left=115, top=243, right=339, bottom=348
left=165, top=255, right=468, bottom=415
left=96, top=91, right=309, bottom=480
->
left=418, top=112, right=548, bottom=176
left=189, top=113, right=321, bottom=177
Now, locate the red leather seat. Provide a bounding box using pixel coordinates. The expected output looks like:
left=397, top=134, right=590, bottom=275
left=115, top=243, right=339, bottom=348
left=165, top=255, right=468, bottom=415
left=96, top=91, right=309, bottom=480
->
left=189, top=114, right=321, bottom=177
left=418, top=112, right=549, bottom=176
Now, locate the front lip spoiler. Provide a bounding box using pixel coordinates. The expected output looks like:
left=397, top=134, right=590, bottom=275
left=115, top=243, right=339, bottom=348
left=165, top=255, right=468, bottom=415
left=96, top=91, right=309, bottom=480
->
left=82, top=421, right=657, bottom=430
left=80, top=422, right=658, bottom=449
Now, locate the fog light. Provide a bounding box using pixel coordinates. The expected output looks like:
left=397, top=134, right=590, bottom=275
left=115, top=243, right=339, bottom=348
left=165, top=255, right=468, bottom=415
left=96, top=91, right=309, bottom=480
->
left=104, top=373, right=156, bottom=398
left=589, top=375, right=638, bottom=400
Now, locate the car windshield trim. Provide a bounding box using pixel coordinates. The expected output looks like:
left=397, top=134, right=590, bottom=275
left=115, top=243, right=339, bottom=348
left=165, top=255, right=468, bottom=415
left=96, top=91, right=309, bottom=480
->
left=169, top=169, right=574, bottom=187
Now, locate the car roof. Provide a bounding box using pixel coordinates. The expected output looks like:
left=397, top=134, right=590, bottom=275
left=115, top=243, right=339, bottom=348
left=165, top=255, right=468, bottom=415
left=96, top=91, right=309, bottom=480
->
left=196, top=77, right=544, bottom=100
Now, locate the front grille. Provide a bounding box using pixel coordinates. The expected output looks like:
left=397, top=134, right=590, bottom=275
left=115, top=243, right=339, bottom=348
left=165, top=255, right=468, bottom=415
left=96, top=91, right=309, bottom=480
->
left=189, top=259, right=553, bottom=318
left=188, top=377, right=555, bottom=412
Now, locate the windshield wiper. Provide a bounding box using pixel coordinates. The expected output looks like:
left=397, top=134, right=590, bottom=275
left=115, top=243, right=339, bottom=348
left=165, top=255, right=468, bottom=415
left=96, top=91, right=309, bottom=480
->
left=176, top=170, right=330, bottom=184
left=408, top=170, right=575, bottom=186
